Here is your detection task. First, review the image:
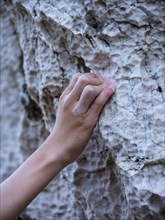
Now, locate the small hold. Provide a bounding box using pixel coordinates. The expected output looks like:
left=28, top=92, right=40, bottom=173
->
left=85, top=10, right=98, bottom=29
left=157, top=86, right=162, bottom=93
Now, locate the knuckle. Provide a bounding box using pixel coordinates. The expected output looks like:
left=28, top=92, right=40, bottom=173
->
left=78, top=75, right=89, bottom=86
left=73, top=73, right=81, bottom=81
left=88, top=72, right=98, bottom=78
left=62, top=96, right=71, bottom=110
left=84, top=85, right=96, bottom=96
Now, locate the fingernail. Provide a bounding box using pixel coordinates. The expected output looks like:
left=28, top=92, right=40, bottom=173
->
left=103, top=81, right=114, bottom=90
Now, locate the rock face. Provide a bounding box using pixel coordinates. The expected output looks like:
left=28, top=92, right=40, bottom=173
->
left=1, top=0, right=165, bottom=219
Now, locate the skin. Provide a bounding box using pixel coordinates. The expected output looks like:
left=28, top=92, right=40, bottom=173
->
left=0, top=73, right=116, bottom=220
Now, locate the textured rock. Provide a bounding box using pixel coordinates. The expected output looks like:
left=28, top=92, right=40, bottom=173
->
left=1, top=0, right=165, bottom=219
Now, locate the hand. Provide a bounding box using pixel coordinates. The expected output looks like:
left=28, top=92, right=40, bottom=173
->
left=0, top=73, right=116, bottom=220
left=50, top=73, right=116, bottom=165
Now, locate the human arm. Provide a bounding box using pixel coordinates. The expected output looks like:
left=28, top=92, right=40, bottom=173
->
left=0, top=73, right=115, bottom=220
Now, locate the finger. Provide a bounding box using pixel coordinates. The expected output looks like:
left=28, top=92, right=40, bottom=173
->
left=88, top=81, right=116, bottom=117
left=62, top=73, right=81, bottom=96
left=95, top=73, right=106, bottom=82
left=68, top=73, right=102, bottom=102
left=73, top=85, right=104, bottom=114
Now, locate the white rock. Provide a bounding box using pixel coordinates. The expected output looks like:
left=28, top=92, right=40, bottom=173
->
left=1, top=0, right=165, bottom=219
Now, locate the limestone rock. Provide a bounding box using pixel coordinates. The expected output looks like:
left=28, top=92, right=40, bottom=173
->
left=1, top=0, right=165, bottom=219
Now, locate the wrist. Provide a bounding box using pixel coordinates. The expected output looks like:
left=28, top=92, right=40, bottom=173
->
left=41, top=133, right=70, bottom=168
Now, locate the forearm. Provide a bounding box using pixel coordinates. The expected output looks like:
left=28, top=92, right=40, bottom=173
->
left=0, top=134, right=66, bottom=220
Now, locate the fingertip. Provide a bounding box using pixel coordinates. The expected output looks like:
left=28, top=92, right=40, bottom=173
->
left=103, top=81, right=116, bottom=94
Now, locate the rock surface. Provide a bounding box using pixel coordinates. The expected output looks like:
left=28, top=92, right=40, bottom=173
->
left=1, top=0, right=165, bottom=219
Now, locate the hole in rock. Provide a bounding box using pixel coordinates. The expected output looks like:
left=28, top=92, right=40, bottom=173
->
left=85, top=10, right=99, bottom=29
left=21, top=84, right=43, bottom=121
left=157, top=86, right=162, bottom=93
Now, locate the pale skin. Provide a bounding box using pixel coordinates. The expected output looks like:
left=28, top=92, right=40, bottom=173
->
left=0, top=73, right=116, bottom=220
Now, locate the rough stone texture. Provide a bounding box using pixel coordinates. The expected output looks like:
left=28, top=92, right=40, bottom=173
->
left=1, top=0, right=165, bottom=219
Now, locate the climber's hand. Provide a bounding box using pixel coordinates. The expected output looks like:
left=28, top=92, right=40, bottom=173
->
left=50, top=73, right=116, bottom=165
left=0, top=73, right=116, bottom=220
